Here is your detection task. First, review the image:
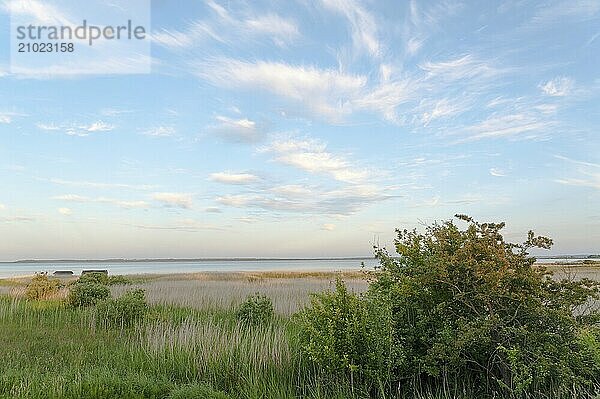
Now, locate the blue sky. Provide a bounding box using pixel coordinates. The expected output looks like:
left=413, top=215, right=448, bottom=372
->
left=0, top=0, right=598, bottom=261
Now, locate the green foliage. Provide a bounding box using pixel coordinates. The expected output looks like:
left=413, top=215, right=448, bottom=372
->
left=107, top=275, right=132, bottom=285
left=235, top=293, right=274, bottom=325
left=78, top=272, right=109, bottom=285
left=295, top=279, right=391, bottom=388
left=297, top=215, right=600, bottom=397
left=96, top=289, right=147, bottom=328
left=25, top=273, right=62, bottom=300
left=168, top=383, right=231, bottom=399
left=67, top=282, right=110, bottom=307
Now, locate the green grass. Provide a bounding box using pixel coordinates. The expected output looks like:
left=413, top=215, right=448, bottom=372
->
left=1, top=271, right=599, bottom=399
left=0, top=295, right=332, bottom=399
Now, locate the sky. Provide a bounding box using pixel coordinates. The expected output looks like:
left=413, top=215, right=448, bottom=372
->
left=0, top=0, right=598, bottom=261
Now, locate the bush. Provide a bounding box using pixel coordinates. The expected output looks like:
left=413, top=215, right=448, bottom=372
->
left=236, top=293, right=274, bottom=325
left=78, top=272, right=109, bottom=285
left=107, top=275, right=131, bottom=285
left=67, top=282, right=110, bottom=307
left=168, top=383, right=231, bottom=399
left=96, top=289, right=147, bottom=328
left=295, top=279, right=391, bottom=385
left=297, top=215, right=600, bottom=397
left=25, top=273, right=62, bottom=300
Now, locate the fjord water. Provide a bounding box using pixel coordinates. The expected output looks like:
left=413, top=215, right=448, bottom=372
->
left=0, top=258, right=380, bottom=278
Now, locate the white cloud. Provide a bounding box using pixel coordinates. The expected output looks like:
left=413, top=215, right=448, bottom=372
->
left=37, top=120, right=114, bottom=136
left=237, top=216, right=259, bottom=224
left=554, top=155, right=600, bottom=190
left=0, top=111, right=26, bottom=124
left=540, top=77, right=574, bottom=97
left=52, top=194, right=89, bottom=202
left=3, top=0, right=72, bottom=25
left=420, top=98, right=465, bottom=126
left=58, top=207, right=72, bottom=216
left=489, top=168, right=506, bottom=177
left=420, top=55, right=501, bottom=81
left=216, top=183, right=393, bottom=216
left=0, top=215, right=35, bottom=223
left=0, top=203, right=5, bottom=210
left=244, top=14, right=299, bottom=46
left=152, top=4, right=299, bottom=50
left=209, top=172, right=259, bottom=184
left=124, top=219, right=221, bottom=232
left=197, top=58, right=366, bottom=121
left=152, top=192, right=193, bottom=209
left=216, top=194, right=252, bottom=208
left=210, top=115, right=261, bottom=143
left=320, top=0, right=381, bottom=57
left=321, top=223, right=336, bottom=231
left=142, top=126, right=176, bottom=137
left=462, top=113, right=553, bottom=142
left=52, top=194, right=150, bottom=209
left=262, top=137, right=369, bottom=183
left=48, top=178, right=155, bottom=191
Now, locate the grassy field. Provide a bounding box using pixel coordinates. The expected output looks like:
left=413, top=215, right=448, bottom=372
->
left=1, top=267, right=599, bottom=399
left=0, top=271, right=368, bottom=399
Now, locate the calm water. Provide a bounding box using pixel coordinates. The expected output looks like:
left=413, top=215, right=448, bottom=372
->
left=0, top=258, right=378, bottom=278
left=0, top=257, right=591, bottom=279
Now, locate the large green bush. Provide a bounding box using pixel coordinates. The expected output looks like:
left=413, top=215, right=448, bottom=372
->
left=297, top=215, right=600, bottom=397
left=67, top=282, right=110, bottom=307
left=236, top=293, right=274, bottom=325
left=25, top=273, right=62, bottom=300
left=96, top=289, right=147, bottom=328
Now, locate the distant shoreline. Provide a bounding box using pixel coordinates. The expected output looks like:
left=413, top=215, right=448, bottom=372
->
left=0, top=256, right=376, bottom=264
left=0, top=255, right=598, bottom=265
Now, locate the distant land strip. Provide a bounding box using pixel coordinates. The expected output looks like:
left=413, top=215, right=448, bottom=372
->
left=1, top=254, right=598, bottom=264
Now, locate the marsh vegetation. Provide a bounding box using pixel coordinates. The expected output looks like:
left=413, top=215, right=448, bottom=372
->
left=1, top=217, right=599, bottom=398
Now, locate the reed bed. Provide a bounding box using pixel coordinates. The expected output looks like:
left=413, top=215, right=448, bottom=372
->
left=113, top=275, right=368, bottom=316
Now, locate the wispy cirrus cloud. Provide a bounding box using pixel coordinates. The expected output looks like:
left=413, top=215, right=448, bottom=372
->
left=540, top=77, right=574, bottom=97
left=320, top=0, right=381, bottom=58
left=554, top=155, right=600, bottom=190
left=52, top=194, right=150, bottom=209
left=209, top=172, right=259, bottom=184
left=152, top=1, right=299, bottom=50
left=196, top=58, right=366, bottom=122
left=37, top=121, right=114, bottom=136
left=209, top=115, right=262, bottom=143
left=261, top=136, right=369, bottom=183
left=123, top=219, right=222, bottom=232
left=152, top=192, right=194, bottom=209
left=216, top=183, right=393, bottom=216
left=141, top=126, right=176, bottom=137
left=47, top=178, right=155, bottom=191
left=0, top=111, right=27, bottom=124
left=460, top=113, right=555, bottom=142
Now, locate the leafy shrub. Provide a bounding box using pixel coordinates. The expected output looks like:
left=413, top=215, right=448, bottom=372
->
left=168, top=383, right=231, bottom=399
left=96, top=289, right=147, bottom=328
left=236, top=293, right=274, bottom=325
left=78, top=272, right=109, bottom=285
left=297, top=215, right=600, bottom=397
left=67, top=282, right=110, bottom=307
left=107, top=275, right=131, bottom=285
left=25, top=273, right=62, bottom=300
left=295, top=279, right=391, bottom=385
